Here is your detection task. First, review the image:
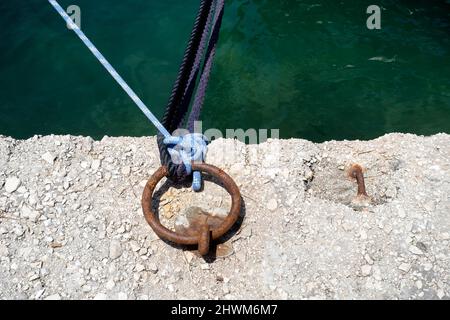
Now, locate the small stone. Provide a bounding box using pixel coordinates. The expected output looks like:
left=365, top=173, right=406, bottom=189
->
left=5, top=177, right=21, bottom=193
left=398, top=263, right=411, bottom=273
left=423, top=201, right=435, bottom=212
left=359, top=229, right=368, bottom=240
left=423, top=263, right=433, bottom=271
left=109, top=240, right=122, bottom=260
left=35, top=289, right=46, bottom=299
left=409, top=245, right=424, bottom=255
left=415, top=280, right=423, bottom=289
left=437, top=289, right=445, bottom=299
left=139, top=180, right=147, bottom=188
left=93, top=293, right=108, bottom=300
left=222, top=284, right=230, bottom=295
left=184, top=251, right=195, bottom=263
left=44, top=294, right=61, bottom=300
left=342, top=222, right=354, bottom=232
left=267, top=199, right=278, bottom=211
left=148, top=263, right=158, bottom=274
left=13, top=225, right=25, bottom=237
left=361, top=265, right=372, bottom=276
left=200, top=264, right=210, bottom=270
left=63, top=180, right=70, bottom=190
left=129, top=240, right=140, bottom=252
left=80, top=161, right=90, bottom=169
left=84, top=214, right=96, bottom=224
left=91, top=159, right=102, bottom=170
left=105, top=279, right=115, bottom=290
left=82, top=285, right=92, bottom=293
left=364, top=254, right=374, bottom=265
left=21, top=206, right=40, bottom=222
left=0, top=244, right=9, bottom=257
left=17, top=186, right=27, bottom=193
left=42, top=152, right=56, bottom=165
left=139, top=247, right=148, bottom=256
left=415, top=242, right=427, bottom=252
left=135, top=264, right=145, bottom=272
left=121, top=166, right=131, bottom=176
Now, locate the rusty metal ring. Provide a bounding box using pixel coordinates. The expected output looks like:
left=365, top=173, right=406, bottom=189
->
left=141, top=163, right=241, bottom=255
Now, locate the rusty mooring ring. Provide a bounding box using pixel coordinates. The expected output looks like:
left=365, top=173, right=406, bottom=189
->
left=141, top=163, right=241, bottom=255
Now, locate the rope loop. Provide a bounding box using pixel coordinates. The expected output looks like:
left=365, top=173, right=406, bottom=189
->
left=163, top=133, right=208, bottom=191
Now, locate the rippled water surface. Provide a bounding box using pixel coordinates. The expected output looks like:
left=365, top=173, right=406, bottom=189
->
left=1, top=0, right=449, bottom=141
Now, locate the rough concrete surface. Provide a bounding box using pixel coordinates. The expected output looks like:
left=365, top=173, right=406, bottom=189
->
left=0, top=133, right=449, bottom=300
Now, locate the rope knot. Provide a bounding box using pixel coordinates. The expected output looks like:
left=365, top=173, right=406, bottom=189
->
left=163, top=133, right=207, bottom=191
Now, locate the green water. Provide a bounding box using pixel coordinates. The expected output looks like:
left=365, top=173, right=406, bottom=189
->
left=1, top=0, right=449, bottom=142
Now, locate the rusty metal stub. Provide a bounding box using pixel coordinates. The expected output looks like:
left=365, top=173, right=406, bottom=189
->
left=141, top=163, right=241, bottom=256
left=348, top=164, right=373, bottom=207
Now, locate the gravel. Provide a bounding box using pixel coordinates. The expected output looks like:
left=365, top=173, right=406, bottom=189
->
left=0, top=133, right=449, bottom=300
left=4, top=177, right=20, bottom=193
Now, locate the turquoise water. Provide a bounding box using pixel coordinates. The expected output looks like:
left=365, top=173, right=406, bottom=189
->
left=0, top=0, right=449, bottom=142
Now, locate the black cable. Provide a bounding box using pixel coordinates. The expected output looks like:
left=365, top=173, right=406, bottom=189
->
left=157, top=0, right=214, bottom=181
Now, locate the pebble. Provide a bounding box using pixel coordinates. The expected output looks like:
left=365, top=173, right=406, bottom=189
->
left=0, top=244, right=9, bottom=257
left=42, top=152, right=56, bottom=165
left=359, top=229, right=368, bottom=240
left=109, top=240, right=122, bottom=260
left=437, top=289, right=445, bottom=299
left=423, top=262, right=433, bottom=271
left=139, top=180, right=147, bottom=188
left=121, top=166, right=131, bottom=176
left=4, top=177, right=21, bottom=193
left=91, top=159, right=102, bottom=171
left=80, top=161, right=90, bottom=169
left=222, top=284, right=230, bottom=295
left=361, top=265, right=372, bottom=276
left=129, top=240, right=140, bottom=252
left=397, top=207, right=406, bottom=219
left=267, top=199, right=278, bottom=211
left=35, top=289, right=46, bottom=299
left=84, top=214, right=96, bottom=224
left=364, top=254, right=374, bottom=265
left=44, top=294, right=61, bottom=300
left=409, top=245, right=424, bottom=255
left=105, top=280, right=115, bottom=290
left=148, top=263, right=158, bottom=274
left=200, top=264, right=210, bottom=270
left=415, top=280, right=423, bottom=289
left=21, top=206, right=40, bottom=222
left=398, top=263, right=411, bottom=273
left=135, top=264, right=145, bottom=272
left=13, top=225, right=25, bottom=237
left=184, top=251, right=195, bottom=263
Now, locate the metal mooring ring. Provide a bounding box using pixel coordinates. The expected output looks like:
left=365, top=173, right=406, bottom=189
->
left=141, top=163, right=241, bottom=255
